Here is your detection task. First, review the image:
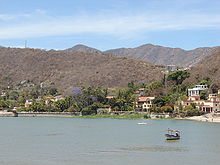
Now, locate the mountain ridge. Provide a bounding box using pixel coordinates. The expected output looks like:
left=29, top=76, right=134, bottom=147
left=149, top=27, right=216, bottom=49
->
left=64, top=43, right=220, bottom=67
left=104, top=44, right=220, bottom=67
left=2, top=43, right=219, bottom=68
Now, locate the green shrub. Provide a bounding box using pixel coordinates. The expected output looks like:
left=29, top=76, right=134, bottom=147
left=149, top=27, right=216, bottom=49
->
left=143, top=114, right=151, bottom=119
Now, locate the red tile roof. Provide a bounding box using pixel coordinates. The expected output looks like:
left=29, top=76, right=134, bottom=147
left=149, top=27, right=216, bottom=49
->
left=138, top=97, right=155, bottom=102
left=138, top=97, right=148, bottom=102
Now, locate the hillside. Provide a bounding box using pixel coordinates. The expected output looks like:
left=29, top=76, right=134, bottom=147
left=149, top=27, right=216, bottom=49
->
left=187, top=49, right=220, bottom=86
left=104, top=44, right=219, bottom=67
left=0, top=47, right=162, bottom=92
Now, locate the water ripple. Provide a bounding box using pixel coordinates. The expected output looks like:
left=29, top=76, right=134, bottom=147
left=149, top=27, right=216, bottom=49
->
left=120, top=146, right=188, bottom=152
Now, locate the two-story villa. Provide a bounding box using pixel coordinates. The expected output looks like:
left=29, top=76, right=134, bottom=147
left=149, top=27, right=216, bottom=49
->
left=188, top=85, right=208, bottom=96
left=136, top=96, right=155, bottom=111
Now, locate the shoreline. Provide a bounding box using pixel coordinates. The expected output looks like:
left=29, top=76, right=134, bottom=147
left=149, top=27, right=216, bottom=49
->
left=2, top=111, right=220, bottom=123
left=17, top=112, right=79, bottom=118
left=16, top=112, right=170, bottom=120
left=71, top=114, right=220, bottom=123
left=185, top=113, right=220, bottom=123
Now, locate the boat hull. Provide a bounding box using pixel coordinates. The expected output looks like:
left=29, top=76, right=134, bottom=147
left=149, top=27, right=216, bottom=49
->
left=165, top=134, right=180, bottom=140
left=138, top=122, right=147, bottom=125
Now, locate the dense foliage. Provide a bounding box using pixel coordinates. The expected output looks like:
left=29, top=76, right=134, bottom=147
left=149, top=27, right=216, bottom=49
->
left=0, top=70, right=212, bottom=117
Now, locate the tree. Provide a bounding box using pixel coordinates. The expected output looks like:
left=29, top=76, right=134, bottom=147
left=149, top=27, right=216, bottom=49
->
left=200, top=90, right=208, bottom=100
left=93, top=87, right=108, bottom=103
left=28, top=101, right=46, bottom=112
left=128, top=81, right=135, bottom=89
left=29, top=88, right=40, bottom=99
left=128, top=81, right=139, bottom=92
left=54, top=96, right=74, bottom=112
left=115, top=97, right=126, bottom=111
left=85, top=102, right=104, bottom=111
left=8, top=91, right=19, bottom=100
left=145, top=81, right=163, bottom=95
left=161, top=74, right=166, bottom=86
left=198, top=77, right=211, bottom=86
left=161, top=106, right=173, bottom=113
left=179, top=95, right=188, bottom=101
left=148, top=107, right=163, bottom=113
left=80, top=87, right=108, bottom=106
left=54, top=100, right=69, bottom=112
left=111, top=88, right=136, bottom=111
left=167, top=71, right=190, bottom=85
left=0, top=100, right=9, bottom=109
left=67, top=104, right=81, bottom=112
left=170, top=83, right=190, bottom=94
left=153, top=95, right=174, bottom=107
left=183, top=105, right=204, bottom=116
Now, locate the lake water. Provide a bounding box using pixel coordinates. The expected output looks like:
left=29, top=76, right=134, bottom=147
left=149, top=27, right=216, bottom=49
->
left=0, top=117, right=220, bottom=165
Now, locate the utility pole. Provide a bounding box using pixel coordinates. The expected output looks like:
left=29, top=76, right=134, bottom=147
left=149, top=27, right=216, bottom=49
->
left=25, top=40, right=27, bottom=48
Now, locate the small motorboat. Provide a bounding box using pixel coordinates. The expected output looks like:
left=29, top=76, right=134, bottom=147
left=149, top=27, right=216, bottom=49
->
left=165, top=129, right=180, bottom=140
left=138, top=122, right=147, bottom=125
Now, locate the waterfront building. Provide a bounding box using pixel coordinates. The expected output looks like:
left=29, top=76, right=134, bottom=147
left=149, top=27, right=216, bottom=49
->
left=24, top=99, right=33, bottom=108
left=136, top=96, right=155, bottom=111
left=182, top=94, right=220, bottom=113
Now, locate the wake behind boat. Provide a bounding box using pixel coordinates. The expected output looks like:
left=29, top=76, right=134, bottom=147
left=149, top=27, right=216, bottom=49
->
left=165, top=129, right=180, bottom=140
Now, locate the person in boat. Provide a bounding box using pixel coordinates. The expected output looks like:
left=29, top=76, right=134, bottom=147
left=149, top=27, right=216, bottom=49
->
left=175, top=132, right=179, bottom=137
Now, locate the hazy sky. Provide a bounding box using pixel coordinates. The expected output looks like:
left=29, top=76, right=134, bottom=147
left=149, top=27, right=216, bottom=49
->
left=1, top=0, right=220, bottom=50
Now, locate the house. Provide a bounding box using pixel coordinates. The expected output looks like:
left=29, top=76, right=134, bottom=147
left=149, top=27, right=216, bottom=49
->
left=182, top=94, right=220, bottom=113
left=188, top=85, right=208, bottom=96
left=45, top=95, right=64, bottom=104
left=54, top=95, right=65, bottom=101
left=25, top=99, right=33, bottom=108
left=136, top=96, right=155, bottom=111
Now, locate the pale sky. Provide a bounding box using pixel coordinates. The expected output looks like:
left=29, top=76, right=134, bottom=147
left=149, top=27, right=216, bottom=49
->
left=1, top=0, right=220, bottom=50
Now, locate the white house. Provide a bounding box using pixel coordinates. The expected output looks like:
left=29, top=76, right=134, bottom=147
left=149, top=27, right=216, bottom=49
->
left=25, top=99, right=33, bottom=107
left=188, top=85, right=208, bottom=96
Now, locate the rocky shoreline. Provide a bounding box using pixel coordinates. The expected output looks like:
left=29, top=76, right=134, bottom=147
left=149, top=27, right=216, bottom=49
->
left=186, top=113, right=220, bottom=123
